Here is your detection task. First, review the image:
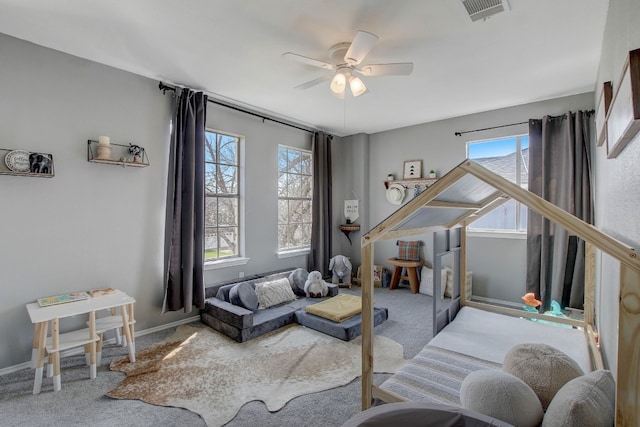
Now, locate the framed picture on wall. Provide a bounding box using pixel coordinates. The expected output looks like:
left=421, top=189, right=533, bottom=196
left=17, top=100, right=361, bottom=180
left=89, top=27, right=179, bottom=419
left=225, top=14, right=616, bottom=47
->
left=606, top=48, right=640, bottom=158
left=403, top=159, right=422, bottom=179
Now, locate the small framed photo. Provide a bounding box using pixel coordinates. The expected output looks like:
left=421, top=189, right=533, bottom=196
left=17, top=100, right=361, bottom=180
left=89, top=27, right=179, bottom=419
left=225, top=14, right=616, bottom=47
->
left=403, top=160, right=422, bottom=179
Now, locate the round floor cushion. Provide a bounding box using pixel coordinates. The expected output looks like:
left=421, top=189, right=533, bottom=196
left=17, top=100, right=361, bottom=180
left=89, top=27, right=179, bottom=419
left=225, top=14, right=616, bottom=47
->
left=503, top=343, right=584, bottom=409
left=229, top=282, right=259, bottom=311
left=460, top=370, right=543, bottom=427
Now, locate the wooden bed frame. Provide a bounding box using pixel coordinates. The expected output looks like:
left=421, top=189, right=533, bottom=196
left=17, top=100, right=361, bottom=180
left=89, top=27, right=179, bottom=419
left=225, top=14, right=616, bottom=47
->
left=360, top=160, right=640, bottom=425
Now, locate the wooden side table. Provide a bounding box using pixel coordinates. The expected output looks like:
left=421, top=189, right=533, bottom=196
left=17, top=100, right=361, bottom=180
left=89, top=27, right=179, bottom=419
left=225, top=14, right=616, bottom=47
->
left=387, top=258, right=424, bottom=294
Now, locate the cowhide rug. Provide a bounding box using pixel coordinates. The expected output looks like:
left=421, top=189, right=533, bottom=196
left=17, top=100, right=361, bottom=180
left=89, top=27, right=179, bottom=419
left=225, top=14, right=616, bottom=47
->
left=107, top=323, right=405, bottom=426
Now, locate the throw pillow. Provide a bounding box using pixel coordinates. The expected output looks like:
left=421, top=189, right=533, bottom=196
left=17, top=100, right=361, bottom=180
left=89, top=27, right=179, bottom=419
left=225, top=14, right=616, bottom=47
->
left=228, top=282, right=259, bottom=311
left=255, top=277, right=297, bottom=309
left=418, top=266, right=447, bottom=298
left=288, top=268, right=308, bottom=296
left=397, top=240, right=421, bottom=261
left=442, top=268, right=473, bottom=298
left=541, top=370, right=615, bottom=427
left=503, top=343, right=584, bottom=410
left=460, top=370, right=543, bottom=427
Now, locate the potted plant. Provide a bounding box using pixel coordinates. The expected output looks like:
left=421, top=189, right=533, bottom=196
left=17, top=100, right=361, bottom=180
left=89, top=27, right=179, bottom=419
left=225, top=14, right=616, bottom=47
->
left=429, top=169, right=437, bottom=179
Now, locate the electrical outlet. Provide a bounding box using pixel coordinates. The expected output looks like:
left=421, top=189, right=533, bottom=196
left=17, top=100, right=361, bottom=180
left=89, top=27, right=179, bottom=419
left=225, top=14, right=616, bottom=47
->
left=239, top=272, right=245, bottom=278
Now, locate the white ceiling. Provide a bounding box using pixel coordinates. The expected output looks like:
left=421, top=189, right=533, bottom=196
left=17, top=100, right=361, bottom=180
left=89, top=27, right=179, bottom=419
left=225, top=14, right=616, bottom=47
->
left=0, top=0, right=609, bottom=137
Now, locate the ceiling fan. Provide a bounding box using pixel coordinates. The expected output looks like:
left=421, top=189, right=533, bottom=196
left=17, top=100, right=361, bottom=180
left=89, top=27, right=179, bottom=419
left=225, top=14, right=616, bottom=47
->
left=283, top=30, right=414, bottom=99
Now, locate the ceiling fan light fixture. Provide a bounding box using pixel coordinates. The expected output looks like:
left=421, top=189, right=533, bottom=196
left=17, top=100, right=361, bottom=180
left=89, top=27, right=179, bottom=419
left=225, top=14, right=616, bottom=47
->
left=330, top=71, right=346, bottom=95
left=349, top=76, right=367, bottom=97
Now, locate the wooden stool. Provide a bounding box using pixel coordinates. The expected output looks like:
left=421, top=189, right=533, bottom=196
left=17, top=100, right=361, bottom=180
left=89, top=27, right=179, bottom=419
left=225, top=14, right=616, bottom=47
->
left=387, top=258, right=424, bottom=294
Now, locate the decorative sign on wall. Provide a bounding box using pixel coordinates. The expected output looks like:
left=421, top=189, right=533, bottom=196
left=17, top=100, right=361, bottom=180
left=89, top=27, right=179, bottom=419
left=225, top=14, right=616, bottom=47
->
left=344, top=199, right=359, bottom=223
left=1, top=148, right=55, bottom=177
left=606, top=48, right=640, bottom=158
left=403, top=159, right=422, bottom=179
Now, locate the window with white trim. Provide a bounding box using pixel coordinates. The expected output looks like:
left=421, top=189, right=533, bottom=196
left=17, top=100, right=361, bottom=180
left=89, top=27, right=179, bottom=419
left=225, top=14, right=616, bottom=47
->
left=467, top=135, right=529, bottom=232
left=278, top=145, right=313, bottom=251
left=204, top=130, right=240, bottom=261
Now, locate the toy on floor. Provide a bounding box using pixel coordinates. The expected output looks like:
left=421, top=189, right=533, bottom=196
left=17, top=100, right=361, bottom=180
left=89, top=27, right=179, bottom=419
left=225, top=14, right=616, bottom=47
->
left=329, top=255, right=352, bottom=287
left=522, top=292, right=541, bottom=314
left=304, top=270, right=329, bottom=298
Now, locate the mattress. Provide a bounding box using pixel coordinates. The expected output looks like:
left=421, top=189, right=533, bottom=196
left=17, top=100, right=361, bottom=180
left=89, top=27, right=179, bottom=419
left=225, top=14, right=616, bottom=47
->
left=380, top=306, right=592, bottom=404
left=304, top=293, right=362, bottom=322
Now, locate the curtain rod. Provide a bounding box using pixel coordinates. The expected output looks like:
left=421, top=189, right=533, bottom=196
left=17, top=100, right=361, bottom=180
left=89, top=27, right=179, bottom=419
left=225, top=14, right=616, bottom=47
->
left=158, top=82, right=316, bottom=134
left=454, top=121, right=528, bottom=137
left=454, top=110, right=595, bottom=137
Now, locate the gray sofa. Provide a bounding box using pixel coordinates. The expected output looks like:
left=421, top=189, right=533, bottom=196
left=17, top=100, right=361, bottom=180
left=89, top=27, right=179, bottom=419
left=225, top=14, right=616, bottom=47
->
left=200, top=269, right=389, bottom=342
left=200, top=270, right=339, bottom=342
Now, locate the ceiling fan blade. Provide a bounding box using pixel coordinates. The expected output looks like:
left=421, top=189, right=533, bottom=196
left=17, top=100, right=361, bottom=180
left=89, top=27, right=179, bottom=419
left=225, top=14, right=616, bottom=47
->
left=282, top=52, right=335, bottom=70
left=294, top=75, right=332, bottom=90
left=344, top=30, right=379, bottom=65
left=356, top=62, right=414, bottom=76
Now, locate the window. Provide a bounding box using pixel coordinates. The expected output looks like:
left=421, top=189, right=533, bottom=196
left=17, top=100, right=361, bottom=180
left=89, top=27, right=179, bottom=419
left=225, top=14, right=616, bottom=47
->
left=467, top=135, right=529, bottom=232
left=278, top=146, right=313, bottom=251
left=204, top=130, right=240, bottom=261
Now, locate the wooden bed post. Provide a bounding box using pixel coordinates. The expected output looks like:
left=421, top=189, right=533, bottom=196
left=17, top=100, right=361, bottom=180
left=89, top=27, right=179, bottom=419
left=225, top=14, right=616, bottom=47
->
left=584, top=242, right=596, bottom=326
left=361, top=238, right=374, bottom=410
left=460, top=227, right=467, bottom=304
left=616, top=262, right=640, bottom=425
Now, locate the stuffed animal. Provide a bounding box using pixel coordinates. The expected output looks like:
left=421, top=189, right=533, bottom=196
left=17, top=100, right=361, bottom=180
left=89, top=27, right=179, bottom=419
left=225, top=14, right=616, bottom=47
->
left=329, top=255, right=352, bottom=286
left=304, top=270, right=328, bottom=298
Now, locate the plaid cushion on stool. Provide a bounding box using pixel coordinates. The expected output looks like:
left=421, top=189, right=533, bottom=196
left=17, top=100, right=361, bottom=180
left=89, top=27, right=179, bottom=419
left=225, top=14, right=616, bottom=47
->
left=397, top=240, right=422, bottom=261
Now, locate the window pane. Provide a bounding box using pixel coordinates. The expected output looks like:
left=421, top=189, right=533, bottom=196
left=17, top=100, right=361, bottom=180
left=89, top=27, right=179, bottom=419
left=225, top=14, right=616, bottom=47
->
left=288, top=149, right=302, bottom=173
left=204, top=228, right=218, bottom=260
left=301, top=200, right=312, bottom=223
left=218, top=227, right=238, bottom=257
left=219, top=165, right=237, bottom=194
left=205, top=197, right=218, bottom=227
left=278, top=148, right=288, bottom=172
left=219, top=136, right=237, bottom=165
left=300, top=152, right=312, bottom=174
left=218, top=197, right=238, bottom=226
left=278, top=173, right=287, bottom=197
left=205, top=133, right=217, bottom=163
left=300, top=175, right=312, bottom=198
left=520, top=136, right=529, bottom=188
left=205, top=164, right=216, bottom=194
left=519, top=202, right=528, bottom=232
left=278, top=200, right=288, bottom=224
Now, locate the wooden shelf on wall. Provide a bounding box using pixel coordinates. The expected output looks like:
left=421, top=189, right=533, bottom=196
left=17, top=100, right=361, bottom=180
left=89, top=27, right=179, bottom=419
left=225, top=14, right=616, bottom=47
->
left=383, top=177, right=438, bottom=190
left=0, top=148, right=55, bottom=178
left=87, top=140, right=149, bottom=168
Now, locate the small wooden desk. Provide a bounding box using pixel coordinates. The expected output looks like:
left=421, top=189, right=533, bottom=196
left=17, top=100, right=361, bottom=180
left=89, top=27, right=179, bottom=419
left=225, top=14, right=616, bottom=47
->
left=26, top=290, right=136, bottom=394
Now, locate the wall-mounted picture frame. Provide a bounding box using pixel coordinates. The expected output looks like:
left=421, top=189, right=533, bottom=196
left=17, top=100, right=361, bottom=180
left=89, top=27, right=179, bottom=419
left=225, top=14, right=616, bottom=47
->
left=606, top=48, right=640, bottom=158
left=403, top=159, right=422, bottom=179
left=595, top=81, right=612, bottom=147
left=1, top=148, right=55, bottom=177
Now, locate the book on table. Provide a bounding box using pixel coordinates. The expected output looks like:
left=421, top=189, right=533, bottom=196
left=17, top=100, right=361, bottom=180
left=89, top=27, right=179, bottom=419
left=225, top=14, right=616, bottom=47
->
left=37, top=291, right=91, bottom=307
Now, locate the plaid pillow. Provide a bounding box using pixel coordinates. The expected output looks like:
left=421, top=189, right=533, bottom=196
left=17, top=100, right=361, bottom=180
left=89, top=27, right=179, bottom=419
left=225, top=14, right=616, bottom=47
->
left=397, top=240, right=422, bottom=261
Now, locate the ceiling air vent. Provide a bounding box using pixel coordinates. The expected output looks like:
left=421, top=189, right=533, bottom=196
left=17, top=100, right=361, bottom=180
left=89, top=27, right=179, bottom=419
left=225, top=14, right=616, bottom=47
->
left=462, top=0, right=510, bottom=21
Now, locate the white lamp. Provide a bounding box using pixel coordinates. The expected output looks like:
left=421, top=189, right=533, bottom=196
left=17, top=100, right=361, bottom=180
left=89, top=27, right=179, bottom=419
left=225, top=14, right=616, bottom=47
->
left=349, top=76, right=368, bottom=97
left=330, top=71, right=346, bottom=97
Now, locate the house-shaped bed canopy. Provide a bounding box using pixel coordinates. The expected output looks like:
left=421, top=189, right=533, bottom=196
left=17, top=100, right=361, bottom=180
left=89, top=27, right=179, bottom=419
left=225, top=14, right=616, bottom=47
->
left=360, top=160, right=640, bottom=424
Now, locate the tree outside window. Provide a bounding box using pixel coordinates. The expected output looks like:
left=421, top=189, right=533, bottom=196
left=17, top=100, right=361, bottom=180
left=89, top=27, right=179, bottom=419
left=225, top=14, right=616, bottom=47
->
left=205, top=131, right=240, bottom=260
left=278, top=146, right=312, bottom=250
left=468, top=135, right=529, bottom=232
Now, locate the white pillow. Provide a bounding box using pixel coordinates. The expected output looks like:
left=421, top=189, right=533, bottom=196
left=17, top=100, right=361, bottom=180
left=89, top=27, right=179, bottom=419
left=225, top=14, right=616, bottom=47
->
left=255, top=278, right=297, bottom=309
left=419, top=266, right=446, bottom=298
left=442, top=267, right=473, bottom=299
left=460, top=370, right=543, bottom=427
left=541, top=370, right=615, bottom=427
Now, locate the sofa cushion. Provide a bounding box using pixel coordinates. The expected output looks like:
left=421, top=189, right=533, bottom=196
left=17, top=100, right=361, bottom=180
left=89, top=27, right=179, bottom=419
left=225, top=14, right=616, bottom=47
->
left=503, top=343, right=584, bottom=409
left=256, top=278, right=297, bottom=309
left=288, top=268, right=308, bottom=296
left=460, top=370, right=543, bottom=427
left=305, top=294, right=362, bottom=322
left=541, top=370, right=615, bottom=427
left=229, top=282, right=259, bottom=311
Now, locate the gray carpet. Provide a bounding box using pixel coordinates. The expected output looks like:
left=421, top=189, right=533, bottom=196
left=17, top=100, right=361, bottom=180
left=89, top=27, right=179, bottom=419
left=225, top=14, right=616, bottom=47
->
left=0, top=286, right=433, bottom=427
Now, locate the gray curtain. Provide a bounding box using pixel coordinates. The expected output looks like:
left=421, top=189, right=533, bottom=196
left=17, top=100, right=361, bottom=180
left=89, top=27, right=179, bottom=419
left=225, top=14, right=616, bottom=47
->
left=163, top=88, right=208, bottom=313
left=526, top=111, right=593, bottom=311
left=307, top=131, right=332, bottom=277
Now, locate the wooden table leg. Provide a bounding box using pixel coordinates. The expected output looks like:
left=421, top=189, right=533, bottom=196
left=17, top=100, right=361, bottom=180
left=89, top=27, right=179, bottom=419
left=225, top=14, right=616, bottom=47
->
left=52, top=318, right=61, bottom=392
left=389, top=266, right=402, bottom=290
left=32, top=321, right=48, bottom=394
left=408, top=267, right=420, bottom=294
left=31, top=322, right=41, bottom=369
left=88, top=311, right=97, bottom=379
left=120, top=304, right=135, bottom=362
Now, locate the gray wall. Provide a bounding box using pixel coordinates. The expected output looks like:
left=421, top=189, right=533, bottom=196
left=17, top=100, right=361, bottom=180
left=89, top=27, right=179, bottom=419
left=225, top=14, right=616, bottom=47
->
left=592, top=0, right=640, bottom=375
left=0, top=34, right=315, bottom=370
left=337, top=92, right=595, bottom=304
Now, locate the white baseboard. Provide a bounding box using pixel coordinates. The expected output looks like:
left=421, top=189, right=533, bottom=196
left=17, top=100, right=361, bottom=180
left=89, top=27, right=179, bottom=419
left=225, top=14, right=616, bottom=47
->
left=0, top=315, right=200, bottom=377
